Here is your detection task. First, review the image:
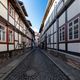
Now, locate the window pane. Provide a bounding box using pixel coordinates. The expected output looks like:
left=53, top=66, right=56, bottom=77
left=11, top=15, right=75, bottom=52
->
left=69, top=28, right=73, bottom=39
left=2, top=31, right=5, bottom=41
left=69, top=22, right=72, bottom=27
left=74, top=19, right=78, bottom=24
left=74, top=25, right=78, bottom=39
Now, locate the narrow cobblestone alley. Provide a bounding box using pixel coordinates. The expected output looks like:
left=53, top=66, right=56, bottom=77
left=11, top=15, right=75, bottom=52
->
left=5, top=48, right=69, bottom=80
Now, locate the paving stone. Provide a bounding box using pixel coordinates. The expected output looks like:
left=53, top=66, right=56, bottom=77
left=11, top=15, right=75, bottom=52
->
left=5, top=48, right=69, bottom=80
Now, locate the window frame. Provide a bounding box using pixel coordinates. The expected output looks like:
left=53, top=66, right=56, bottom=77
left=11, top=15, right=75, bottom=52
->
left=0, top=24, right=6, bottom=42
left=59, top=26, right=65, bottom=42
left=68, top=17, right=80, bottom=41
left=73, top=18, right=79, bottom=39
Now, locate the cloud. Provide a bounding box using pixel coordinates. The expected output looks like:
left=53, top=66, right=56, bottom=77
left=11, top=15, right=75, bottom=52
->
left=32, top=27, right=39, bottom=32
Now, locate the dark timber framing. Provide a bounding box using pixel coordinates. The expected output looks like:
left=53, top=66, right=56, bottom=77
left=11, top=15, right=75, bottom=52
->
left=39, top=0, right=80, bottom=57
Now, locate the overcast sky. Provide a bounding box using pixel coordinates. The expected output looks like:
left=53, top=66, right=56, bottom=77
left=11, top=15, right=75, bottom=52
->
left=20, top=0, right=48, bottom=32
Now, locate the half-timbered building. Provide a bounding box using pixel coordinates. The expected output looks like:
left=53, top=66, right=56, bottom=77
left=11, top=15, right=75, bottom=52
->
left=39, top=0, right=80, bottom=67
left=0, top=0, right=34, bottom=58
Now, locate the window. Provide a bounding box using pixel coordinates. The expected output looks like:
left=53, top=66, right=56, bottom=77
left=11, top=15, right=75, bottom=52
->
left=9, top=30, right=13, bottom=43
left=74, top=18, right=79, bottom=39
left=68, top=18, right=79, bottom=40
left=69, top=22, right=73, bottom=40
left=59, top=26, right=65, bottom=41
left=0, top=25, right=5, bottom=41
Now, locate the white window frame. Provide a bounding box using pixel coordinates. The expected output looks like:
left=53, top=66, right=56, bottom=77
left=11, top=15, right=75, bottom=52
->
left=73, top=17, right=79, bottom=40
left=0, top=25, right=6, bottom=42
left=59, top=26, right=65, bottom=42
left=68, top=17, right=79, bottom=41
left=68, top=21, right=73, bottom=40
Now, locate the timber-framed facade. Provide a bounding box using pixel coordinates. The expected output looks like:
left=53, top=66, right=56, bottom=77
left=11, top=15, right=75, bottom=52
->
left=39, top=0, right=80, bottom=57
left=0, top=0, right=34, bottom=58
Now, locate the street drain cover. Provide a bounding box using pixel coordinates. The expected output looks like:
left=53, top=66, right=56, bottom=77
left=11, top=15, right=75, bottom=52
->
left=26, top=69, right=36, bottom=77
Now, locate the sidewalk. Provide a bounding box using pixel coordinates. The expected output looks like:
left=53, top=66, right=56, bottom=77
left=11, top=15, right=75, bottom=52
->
left=41, top=49, right=80, bottom=80
left=0, top=49, right=34, bottom=80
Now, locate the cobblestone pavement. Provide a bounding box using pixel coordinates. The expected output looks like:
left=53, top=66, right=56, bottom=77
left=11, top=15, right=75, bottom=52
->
left=5, top=48, right=70, bottom=80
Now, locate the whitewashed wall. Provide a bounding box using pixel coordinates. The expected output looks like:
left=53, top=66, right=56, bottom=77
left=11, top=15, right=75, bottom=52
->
left=0, top=44, right=7, bottom=52
left=67, top=0, right=80, bottom=21
left=68, top=43, right=80, bottom=53
left=51, top=35, right=53, bottom=43
left=59, top=44, right=65, bottom=50
left=15, top=22, right=19, bottom=29
left=9, top=16, right=14, bottom=26
left=51, top=25, right=53, bottom=34
left=20, top=26, right=23, bottom=32
left=15, top=41, right=18, bottom=49
left=59, top=12, right=65, bottom=27
left=0, top=0, right=7, bottom=8
left=15, top=32, right=18, bottom=40
left=54, top=22, right=57, bottom=32
left=15, top=12, right=19, bottom=22
left=0, top=2, right=7, bottom=20
left=9, top=45, right=14, bottom=50
left=54, top=44, right=57, bottom=49
left=57, top=1, right=63, bottom=13
left=19, top=34, right=22, bottom=44
left=54, top=33, right=57, bottom=43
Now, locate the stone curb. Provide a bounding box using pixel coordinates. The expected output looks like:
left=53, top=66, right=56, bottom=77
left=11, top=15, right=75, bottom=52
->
left=0, top=49, right=34, bottom=80
left=40, top=49, right=80, bottom=80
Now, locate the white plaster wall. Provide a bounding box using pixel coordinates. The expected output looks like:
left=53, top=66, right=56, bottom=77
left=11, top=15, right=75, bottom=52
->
left=15, top=32, right=18, bottom=40
left=15, top=12, right=19, bottom=22
left=15, top=41, right=18, bottom=49
left=51, top=25, right=53, bottom=34
left=0, top=0, right=7, bottom=8
left=67, top=0, right=80, bottom=21
left=57, top=1, right=63, bottom=13
left=19, top=34, right=22, bottom=44
left=68, top=43, right=80, bottom=53
left=51, top=44, right=53, bottom=48
left=59, top=12, right=65, bottom=27
left=51, top=35, right=53, bottom=43
left=0, top=3, right=7, bottom=20
left=20, top=26, right=22, bottom=32
left=15, top=22, right=19, bottom=29
left=0, top=44, right=7, bottom=52
left=54, top=44, right=57, bottom=49
left=9, top=16, right=14, bottom=26
left=54, top=33, right=57, bottom=43
left=59, top=44, right=65, bottom=50
left=9, top=45, right=14, bottom=50
left=54, top=22, right=57, bottom=32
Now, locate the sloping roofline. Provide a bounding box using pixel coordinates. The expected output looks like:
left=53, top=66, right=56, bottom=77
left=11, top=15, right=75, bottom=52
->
left=39, top=0, right=55, bottom=33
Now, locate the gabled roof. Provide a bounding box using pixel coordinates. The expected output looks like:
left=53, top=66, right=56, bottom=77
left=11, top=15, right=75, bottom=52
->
left=18, top=1, right=28, bottom=16
left=26, top=20, right=32, bottom=26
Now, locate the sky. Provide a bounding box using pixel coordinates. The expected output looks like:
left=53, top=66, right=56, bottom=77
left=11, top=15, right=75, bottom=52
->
left=20, top=0, right=48, bottom=32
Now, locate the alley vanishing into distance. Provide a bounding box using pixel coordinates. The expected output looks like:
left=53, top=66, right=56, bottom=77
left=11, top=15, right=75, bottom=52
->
left=0, top=0, right=80, bottom=80
left=5, top=48, right=69, bottom=80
